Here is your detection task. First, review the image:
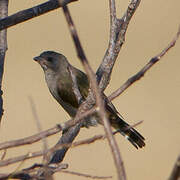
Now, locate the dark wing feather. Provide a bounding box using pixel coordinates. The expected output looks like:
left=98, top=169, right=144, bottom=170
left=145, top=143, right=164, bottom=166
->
left=56, top=67, right=89, bottom=117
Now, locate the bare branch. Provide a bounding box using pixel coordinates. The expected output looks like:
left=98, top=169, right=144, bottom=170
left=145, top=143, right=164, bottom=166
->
left=0, top=0, right=78, bottom=31
left=0, top=124, right=61, bottom=150
left=29, top=97, right=53, bottom=179
left=97, top=0, right=141, bottom=92
left=0, top=107, right=97, bottom=151
left=56, top=121, right=143, bottom=149
left=62, top=170, right=112, bottom=179
left=0, top=150, right=43, bottom=167
left=0, top=0, right=8, bottom=122
left=108, top=25, right=180, bottom=101
left=0, top=121, right=143, bottom=167
left=29, top=97, right=49, bottom=154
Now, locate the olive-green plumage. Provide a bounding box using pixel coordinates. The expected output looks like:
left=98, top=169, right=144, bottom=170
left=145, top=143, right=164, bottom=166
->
left=34, top=51, right=145, bottom=149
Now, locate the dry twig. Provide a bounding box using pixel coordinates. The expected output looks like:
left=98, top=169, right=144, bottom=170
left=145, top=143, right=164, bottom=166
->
left=0, top=124, right=61, bottom=150
left=0, top=121, right=143, bottom=168
left=97, top=0, right=141, bottom=91
left=29, top=97, right=53, bottom=179
left=68, top=65, right=83, bottom=104
left=0, top=0, right=78, bottom=31
left=62, top=170, right=112, bottom=179
left=108, top=25, right=180, bottom=101
left=0, top=0, right=8, bottom=122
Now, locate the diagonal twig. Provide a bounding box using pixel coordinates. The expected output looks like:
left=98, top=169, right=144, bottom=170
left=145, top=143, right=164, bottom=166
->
left=29, top=97, right=53, bottom=179
left=97, top=0, right=141, bottom=92
left=108, top=25, right=180, bottom=101
left=0, top=124, right=61, bottom=150
left=0, top=120, right=143, bottom=168
left=29, top=97, right=49, bottom=158
left=61, top=170, right=112, bottom=179
left=0, top=0, right=78, bottom=31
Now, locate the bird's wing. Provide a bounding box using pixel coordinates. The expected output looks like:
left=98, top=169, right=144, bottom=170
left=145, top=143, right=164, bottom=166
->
left=74, top=67, right=90, bottom=99
left=74, top=67, right=124, bottom=119
left=56, top=67, right=89, bottom=116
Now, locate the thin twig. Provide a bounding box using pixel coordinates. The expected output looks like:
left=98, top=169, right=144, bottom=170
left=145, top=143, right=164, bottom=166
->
left=0, top=107, right=97, bottom=151
left=0, top=0, right=78, bottom=31
left=0, top=120, right=143, bottom=167
left=29, top=97, right=49, bottom=158
left=62, top=170, right=112, bottom=179
left=108, top=25, right=180, bottom=101
left=52, top=120, right=143, bottom=149
left=0, top=151, right=43, bottom=167
left=29, top=97, right=53, bottom=179
left=0, top=124, right=61, bottom=150
left=0, top=0, right=8, bottom=122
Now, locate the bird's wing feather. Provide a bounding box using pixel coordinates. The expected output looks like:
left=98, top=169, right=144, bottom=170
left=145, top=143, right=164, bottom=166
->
left=56, top=67, right=89, bottom=117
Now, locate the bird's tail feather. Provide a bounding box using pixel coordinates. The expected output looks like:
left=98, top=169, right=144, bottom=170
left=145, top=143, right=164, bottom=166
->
left=113, top=117, right=145, bottom=149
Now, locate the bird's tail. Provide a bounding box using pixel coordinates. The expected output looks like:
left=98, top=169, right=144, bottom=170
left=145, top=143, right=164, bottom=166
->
left=112, top=116, right=145, bottom=149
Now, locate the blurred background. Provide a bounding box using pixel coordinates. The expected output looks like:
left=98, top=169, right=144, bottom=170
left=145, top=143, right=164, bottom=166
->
left=0, top=0, right=180, bottom=179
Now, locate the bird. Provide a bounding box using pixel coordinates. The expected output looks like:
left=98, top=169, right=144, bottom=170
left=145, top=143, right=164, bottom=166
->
left=34, top=51, right=145, bottom=149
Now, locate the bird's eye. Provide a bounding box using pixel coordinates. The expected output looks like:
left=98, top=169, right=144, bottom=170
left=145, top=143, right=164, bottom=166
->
left=46, top=57, right=53, bottom=62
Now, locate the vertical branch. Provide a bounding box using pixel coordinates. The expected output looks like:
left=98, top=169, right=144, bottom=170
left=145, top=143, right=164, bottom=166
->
left=97, top=0, right=141, bottom=91
left=0, top=0, right=8, bottom=123
left=61, top=4, right=125, bottom=180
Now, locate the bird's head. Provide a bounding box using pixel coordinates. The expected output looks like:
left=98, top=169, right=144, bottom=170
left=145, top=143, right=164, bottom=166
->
left=33, top=51, right=69, bottom=72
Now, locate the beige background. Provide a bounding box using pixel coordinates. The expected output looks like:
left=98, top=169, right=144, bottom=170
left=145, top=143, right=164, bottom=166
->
left=0, top=0, right=180, bottom=179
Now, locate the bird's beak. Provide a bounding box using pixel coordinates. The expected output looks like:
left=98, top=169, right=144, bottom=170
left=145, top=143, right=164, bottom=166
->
left=33, top=56, right=43, bottom=62
left=33, top=56, right=48, bottom=70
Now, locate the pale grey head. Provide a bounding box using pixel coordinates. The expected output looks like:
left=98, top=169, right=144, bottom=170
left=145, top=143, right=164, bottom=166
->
left=33, top=51, right=69, bottom=73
